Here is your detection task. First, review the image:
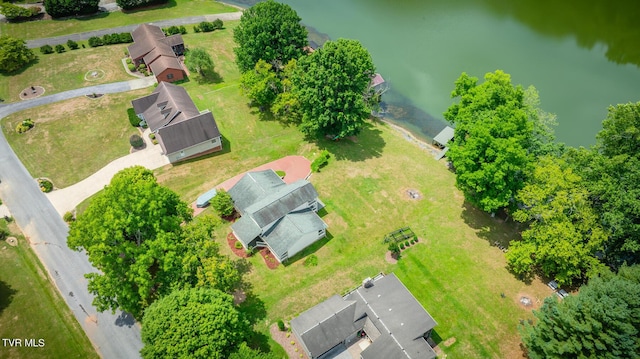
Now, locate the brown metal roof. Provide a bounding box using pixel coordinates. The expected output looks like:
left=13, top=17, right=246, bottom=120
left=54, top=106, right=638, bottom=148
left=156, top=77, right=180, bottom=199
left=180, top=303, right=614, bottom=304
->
left=148, top=55, right=183, bottom=78
left=127, top=24, right=184, bottom=63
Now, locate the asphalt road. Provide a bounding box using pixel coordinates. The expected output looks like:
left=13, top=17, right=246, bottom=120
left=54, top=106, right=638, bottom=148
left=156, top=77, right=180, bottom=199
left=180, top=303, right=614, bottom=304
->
left=0, top=78, right=156, bottom=358
left=25, top=12, right=242, bottom=48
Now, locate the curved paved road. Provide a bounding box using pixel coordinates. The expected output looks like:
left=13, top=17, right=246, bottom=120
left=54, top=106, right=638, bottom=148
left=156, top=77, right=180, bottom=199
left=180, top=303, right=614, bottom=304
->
left=25, top=12, right=242, bottom=48
left=0, top=77, right=157, bottom=358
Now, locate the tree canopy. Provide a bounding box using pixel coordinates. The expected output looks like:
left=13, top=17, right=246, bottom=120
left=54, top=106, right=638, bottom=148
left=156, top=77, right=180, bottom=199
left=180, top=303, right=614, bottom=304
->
left=209, top=189, right=235, bottom=218
left=233, top=0, right=307, bottom=73
left=44, top=0, right=99, bottom=18
left=521, top=265, right=640, bottom=359
left=140, top=287, right=249, bottom=359
left=185, top=47, right=215, bottom=77
left=240, top=59, right=282, bottom=110
left=0, top=36, right=36, bottom=73
left=444, top=70, right=545, bottom=213
left=291, top=38, right=375, bottom=139
left=67, top=166, right=192, bottom=318
left=507, top=156, right=607, bottom=285
left=116, top=0, right=166, bottom=10
left=596, top=101, right=640, bottom=158
left=228, top=343, right=282, bottom=359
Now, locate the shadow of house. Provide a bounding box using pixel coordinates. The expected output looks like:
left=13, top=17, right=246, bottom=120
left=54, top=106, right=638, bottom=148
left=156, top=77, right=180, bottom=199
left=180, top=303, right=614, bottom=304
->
left=128, top=23, right=186, bottom=83
left=291, top=273, right=438, bottom=359
left=131, top=82, right=223, bottom=163
left=228, top=169, right=327, bottom=263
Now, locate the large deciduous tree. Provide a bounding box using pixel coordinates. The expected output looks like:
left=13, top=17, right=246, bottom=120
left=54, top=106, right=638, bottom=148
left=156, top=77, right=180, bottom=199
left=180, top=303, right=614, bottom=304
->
left=507, top=156, right=607, bottom=285
left=0, top=36, right=36, bottom=73
left=239, top=59, right=282, bottom=110
left=44, top=0, right=99, bottom=18
left=229, top=343, right=282, bottom=359
left=596, top=101, right=640, bottom=158
left=185, top=47, right=215, bottom=77
left=444, top=70, right=545, bottom=213
left=291, top=38, right=375, bottom=139
left=521, top=265, right=640, bottom=359
left=233, top=0, right=307, bottom=73
left=67, top=166, right=192, bottom=318
left=140, top=288, right=248, bottom=359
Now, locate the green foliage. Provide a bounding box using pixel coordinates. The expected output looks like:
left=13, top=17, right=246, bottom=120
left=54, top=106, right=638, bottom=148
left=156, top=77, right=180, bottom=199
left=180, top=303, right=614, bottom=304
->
left=66, top=39, right=79, bottom=50
left=292, top=39, right=375, bottom=139
left=388, top=241, right=400, bottom=258
left=521, top=265, right=640, bottom=359
left=40, top=44, right=54, bottom=54
left=233, top=0, right=307, bottom=73
left=240, top=59, right=282, bottom=109
left=63, top=211, right=75, bottom=223
left=127, top=108, right=140, bottom=127
left=303, top=254, right=318, bottom=267
left=311, top=150, right=330, bottom=172
left=234, top=240, right=243, bottom=249
left=140, top=287, right=249, bottom=359
left=129, top=134, right=144, bottom=148
left=184, top=47, right=214, bottom=77
left=596, top=101, right=640, bottom=158
left=54, top=44, right=66, bottom=53
left=163, top=25, right=182, bottom=36
left=16, top=118, right=34, bottom=133
left=400, top=242, right=405, bottom=250
left=0, top=2, right=33, bottom=21
left=127, top=63, right=135, bottom=71
left=210, top=189, right=234, bottom=217
left=38, top=179, right=53, bottom=193
left=116, top=0, right=167, bottom=10
left=0, top=36, right=36, bottom=73
left=444, top=70, right=539, bottom=213
left=277, top=319, right=285, bottom=331
left=67, top=167, right=192, bottom=318
left=196, top=20, right=220, bottom=33
left=44, top=0, right=99, bottom=18
left=508, top=156, right=607, bottom=285
left=87, top=36, right=103, bottom=47
left=228, top=342, right=282, bottom=359
left=212, top=19, right=223, bottom=30
left=275, top=170, right=286, bottom=177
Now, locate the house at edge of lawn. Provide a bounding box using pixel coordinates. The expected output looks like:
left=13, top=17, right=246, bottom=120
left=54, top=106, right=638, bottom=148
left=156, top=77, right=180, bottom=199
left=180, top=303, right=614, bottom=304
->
left=228, top=169, right=327, bottom=263
left=291, top=273, right=438, bottom=359
left=131, top=82, right=222, bottom=163
left=127, top=23, right=186, bottom=83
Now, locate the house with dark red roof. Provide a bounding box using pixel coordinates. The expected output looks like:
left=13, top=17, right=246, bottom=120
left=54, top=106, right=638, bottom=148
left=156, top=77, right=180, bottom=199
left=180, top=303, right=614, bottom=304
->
left=128, top=24, right=186, bottom=83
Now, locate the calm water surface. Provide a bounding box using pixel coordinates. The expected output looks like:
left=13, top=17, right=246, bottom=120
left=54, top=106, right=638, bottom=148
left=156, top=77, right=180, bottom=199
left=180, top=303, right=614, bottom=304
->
left=226, top=0, right=640, bottom=147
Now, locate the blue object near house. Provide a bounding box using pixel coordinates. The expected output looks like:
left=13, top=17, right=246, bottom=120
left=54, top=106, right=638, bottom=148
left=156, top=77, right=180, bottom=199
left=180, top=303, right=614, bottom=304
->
left=196, top=188, right=217, bottom=208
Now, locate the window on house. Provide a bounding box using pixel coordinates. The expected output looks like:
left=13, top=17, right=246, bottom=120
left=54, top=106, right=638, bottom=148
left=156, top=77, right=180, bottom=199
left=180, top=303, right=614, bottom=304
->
left=166, top=73, right=174, bottom=79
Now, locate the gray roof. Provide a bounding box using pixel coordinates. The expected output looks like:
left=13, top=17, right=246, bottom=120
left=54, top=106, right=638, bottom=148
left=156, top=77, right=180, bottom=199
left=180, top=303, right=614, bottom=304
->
left=263, top=210, right=327, bottom=258
left=293, top=273, right=437, bottom=359
left=131, top=82, right=220, bottom=154
left=244, top=180, right=318, bottom=228
left=433, top=126, right=454, bottom=146
left=227, top=170, right=287, bottom=212
left=291, top=295, right=360, bottom=358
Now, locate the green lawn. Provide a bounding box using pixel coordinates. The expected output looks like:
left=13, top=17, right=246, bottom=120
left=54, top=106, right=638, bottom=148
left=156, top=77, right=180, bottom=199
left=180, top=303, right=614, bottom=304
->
left=0, top=220, right=98, bottom=359
left=0, top=0, right=236, bottom=40
left=1, top=90, right=146, bottom=188
left=0, top=43, right=132, bottom=102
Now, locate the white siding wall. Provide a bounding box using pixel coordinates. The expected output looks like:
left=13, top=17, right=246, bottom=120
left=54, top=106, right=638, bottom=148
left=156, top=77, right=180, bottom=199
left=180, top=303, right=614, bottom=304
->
left=166, top=136, right=221, bottom=163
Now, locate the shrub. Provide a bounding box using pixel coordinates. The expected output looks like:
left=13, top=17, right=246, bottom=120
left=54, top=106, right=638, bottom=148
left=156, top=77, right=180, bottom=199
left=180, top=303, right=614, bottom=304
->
left=149, top=133, right=156, bottom=140
left=29, top=6, right=41, bottom=16
left=88, top=36, right=103, bottom=47
left=212, top=18, right=223, bottom=29
left=198, top=21, right=215, bottom=32
left=0, top=198, right=2, bottom=205
left=118, top=32, right=133, bottom=43
left=126, top=108, right=140, bottom=128
left=54, top=44, right=66, bottom=53
left=290, top=341, right=295, bottom=345
left=102, top=33, right=118, bottom=45
left=179, top=25, right=187, bottom=34
left=405, top=240, right=410, bottom=247
left=38, top=179, right=53, bottom=193
left=311, top=150, right=331, bottom=172
left=163, top=25, right=181, bottom=36
left=0, top=228, right=8, bottom=241
left=303, top=254, right=318, bottom=267
left=275, top=170, right=286, bottom=178
left=211, top=189, right=235, bottom=217
left=234, top=241, right=243, bottom=249
left=277, top=319, right=285, bottom=331
left=45, top=0, right=98, bottom=18
left=137, top=63, right=147, bottom=71
left=40, top=45, right=54, bottom=54
left=116, top=0, right=168, bottom=10
left=193, top=25, right=201, bottom=33
left=152, top=139, right=158, bottom=145
left=399, top=243, right=405, bottom=250
left=16, top=119, right=34, bottom=133
left=127, top=63, right=136, bottom=71
left=129, top=134, right=144, bottom=148
left=0, top=2, right=33, bottom=20
left=66, top=39, right=79, bottom=50
left=388, top=241, right=401, bottom=258
left=410, top=238, right=416, bottom=244
left=63, top=211, right=75, bottom=222
left=126, top=58, right=132, bottom=64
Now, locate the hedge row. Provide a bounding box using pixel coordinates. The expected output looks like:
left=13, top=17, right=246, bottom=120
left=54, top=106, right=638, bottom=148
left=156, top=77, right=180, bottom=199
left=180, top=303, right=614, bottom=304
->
left=193, top=19, right=223, bottom=33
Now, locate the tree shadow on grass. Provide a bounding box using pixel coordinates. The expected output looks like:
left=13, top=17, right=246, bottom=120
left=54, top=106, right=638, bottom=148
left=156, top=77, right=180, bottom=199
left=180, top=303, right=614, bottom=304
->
left=283, top=231, right=334, bottom=267
left=194, top=70, right=223, bottom=85
left=0, top=280, right=17, bottom=315
left=315, top=121, right=386, bottom=162
left=237, top=292, right=271, bottom=352
left=460, top=200, right=522, bottom=250
left=1, top=57, right=40, bottom=78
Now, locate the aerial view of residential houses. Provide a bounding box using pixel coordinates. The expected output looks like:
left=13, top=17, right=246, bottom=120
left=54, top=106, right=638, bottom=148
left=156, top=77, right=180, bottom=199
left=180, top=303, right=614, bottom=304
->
left=0, top=0, right=639, bottom=358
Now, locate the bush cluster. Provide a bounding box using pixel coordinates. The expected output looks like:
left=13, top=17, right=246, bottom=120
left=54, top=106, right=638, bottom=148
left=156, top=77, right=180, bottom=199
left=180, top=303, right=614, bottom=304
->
left=277, top=319, right=286, bottom=331
left=311, top=150, right=330, bottom=172
left=45, top=0, right=99, bottom=18
left=55, top=44, right=66, bottom=53
left=162, top=25, right=187, bottom=36
left=234, top=241, right=243, bottom=249
left=193, top=19, right=223, bottom=33
left=303, top=254, right=318, bottom=267
left=16, top=119, right=34, bottom=133
left=67, top=39, right=79, bottom=50
left=38, top=179, right=53, bottom=193
left=63, top=211, right=75, bottom=222
left=127, top=108, right=141, bottom=127
left=87, top=33, right=132, bottom=48
left=40, top=45, right=54, bottom=54
left=129, top=134, right=144, bottom=148
left=0, top=2, right=40, bottom=21
left=116, top=0, right=167, bottom=10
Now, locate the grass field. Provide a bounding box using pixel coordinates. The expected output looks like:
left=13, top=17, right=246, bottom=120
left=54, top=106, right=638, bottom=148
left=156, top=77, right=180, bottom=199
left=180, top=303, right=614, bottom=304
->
left=1, top=90, right=146, bottom=188
left=0, top=43, right=132, bottom=102
left=0, top=219, right=98, bottom=359
left=0, top=0, right=236, bottom=40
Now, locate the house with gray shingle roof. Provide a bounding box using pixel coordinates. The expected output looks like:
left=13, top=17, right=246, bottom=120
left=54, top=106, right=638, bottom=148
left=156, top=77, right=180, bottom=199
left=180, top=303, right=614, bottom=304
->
left=128, top=23, right=186, bottom=83
left=228, top=170, right=327, bottom=263
left=131, top=82, right=222, bottom=163
left=291, top=273, right=438, bottom=359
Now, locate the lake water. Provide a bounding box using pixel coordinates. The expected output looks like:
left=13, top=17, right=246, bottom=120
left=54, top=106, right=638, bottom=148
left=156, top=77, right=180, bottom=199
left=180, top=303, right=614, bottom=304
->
left=224, top=0, right=640, bottom=147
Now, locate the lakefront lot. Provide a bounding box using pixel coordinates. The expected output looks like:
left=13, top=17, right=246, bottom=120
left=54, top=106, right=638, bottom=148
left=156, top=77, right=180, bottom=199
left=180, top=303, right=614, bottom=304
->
left=0, top=15, right=554, bottom=359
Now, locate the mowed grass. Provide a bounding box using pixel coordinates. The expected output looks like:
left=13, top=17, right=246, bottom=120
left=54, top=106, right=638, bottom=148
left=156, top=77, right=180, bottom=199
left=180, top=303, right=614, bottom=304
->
left=0, top=0, right=236, bottom=40
left=1, top=90, right=146, bottom=187
left=0, top=220, right=98, bottom=359
left=149, top=24, right=552, bottom=358
left=0, top=43, right=132, bottom=102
